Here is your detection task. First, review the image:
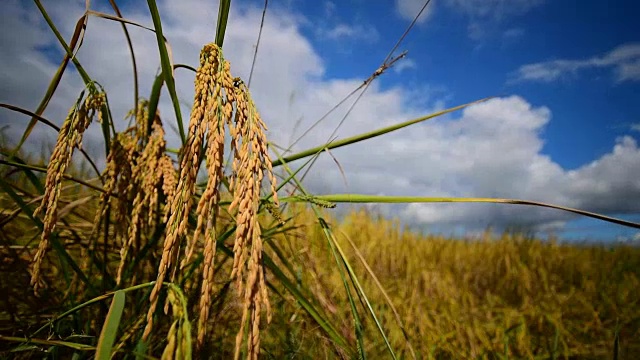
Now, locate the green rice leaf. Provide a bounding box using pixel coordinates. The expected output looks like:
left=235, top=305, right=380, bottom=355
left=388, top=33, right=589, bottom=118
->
left=216, top=0, right=232, bottom=47
left=287, top=194, right=640, bottom=229
left=96, top=290, right=126, bottom=360
left=0, top=335, right=95, bottom=351
left=272, top=97, right=491, bottom=167
left=146, top=0, right=186, bottom=144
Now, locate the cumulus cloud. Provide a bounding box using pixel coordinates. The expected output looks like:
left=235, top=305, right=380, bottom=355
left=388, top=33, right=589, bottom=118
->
left=1, top=0, right=639, bottom=235
left=296, top=94, right=640, bottom=233
left=513, top=43, right=640, bottom=83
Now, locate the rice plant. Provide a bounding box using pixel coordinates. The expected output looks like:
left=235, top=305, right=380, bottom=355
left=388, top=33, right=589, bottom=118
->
left=1, top=1, right=638, bottom=359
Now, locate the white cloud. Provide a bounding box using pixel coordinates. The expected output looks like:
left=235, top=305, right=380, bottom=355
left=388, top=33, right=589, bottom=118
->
left=316, top=23, right=379, bottom=43
left=615, top=231, right=640, bottom=244
left=1, top=0, right=639, bottom=235
left=303, top=95, right=640, bottom=232
left=566, top=136, right=640, bottom=214
left=514, top=43, right=640, bottom=83
left=392, top=58, right=417, bottom=74
left=395, top=0, right=435, bottom=24
left=458, top=0, right=544, bottom=40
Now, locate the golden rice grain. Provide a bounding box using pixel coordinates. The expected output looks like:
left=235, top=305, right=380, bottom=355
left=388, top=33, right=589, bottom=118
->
left=159, top=155, right=178, bottom=221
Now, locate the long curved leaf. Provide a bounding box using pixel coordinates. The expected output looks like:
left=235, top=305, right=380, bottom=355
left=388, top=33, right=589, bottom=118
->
left=14, top=1, right=94, bottom=156
left=0, top=335, right=95, bottom=351
left=288, top=194, right=640, bottom=229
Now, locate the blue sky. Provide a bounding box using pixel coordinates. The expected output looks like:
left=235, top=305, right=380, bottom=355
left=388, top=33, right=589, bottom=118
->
left=294, top=0, right=640, bottom=168
left=1, top=0, right=639, bottom=242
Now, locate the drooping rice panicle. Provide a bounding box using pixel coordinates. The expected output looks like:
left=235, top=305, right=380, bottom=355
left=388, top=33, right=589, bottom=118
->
left=144, top=43, right=227, bottom=341
left=229, top=80, right=278, bottom=360
left=189, top=49, right=236, bottom=349
left=30, top=87, right=105, bottom=292
left=117, top=108, right=171, bottom=285
left=137, top=42, right=279, bottom=357
left=161, top=286, right=192, bottom=360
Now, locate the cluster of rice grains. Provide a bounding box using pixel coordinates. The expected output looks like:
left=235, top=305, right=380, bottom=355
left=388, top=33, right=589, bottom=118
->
left=31, top=85, right=178, bottom=288
left=110, top=100, right=178, bottom=285
left=141, top=43, right=279, bottom=359
left=30, top=42, right=277, bottom=358
left=30, top=86, right=106, bottom=293
left=161, top=285, right=193, bottom=360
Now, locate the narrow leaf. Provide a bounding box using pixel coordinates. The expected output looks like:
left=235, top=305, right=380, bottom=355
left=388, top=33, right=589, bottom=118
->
left=288, top=194, right=640, bottom=229
left=272, top=97, right=491, bottom=167
left=0, top=335, right=95, bottom=351
left=96, top=290, right=126, bottom=360
left=146, top=0, right=185, bottom=144
left=216, top=0, right=232, bottom=47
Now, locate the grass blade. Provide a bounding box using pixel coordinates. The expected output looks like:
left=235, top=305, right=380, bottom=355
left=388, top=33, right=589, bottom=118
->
left=31, top=283, right=157, bottom=338
left=319, top=218, right=368, bottom=360
left=0, top=159, right=104, bottom=193
left=214, top=234, right=351, bottom=352
left=96, top=290, right=126, bottom=360
left=146, top=0, right=185, bottom=144
left=15, top=1, right=94, bottom=155
left=216, top=0, right=231, bottom=47
left=147, top=74, right=164, bottom=136
left=0, top=153, right=44, bottom=194
left=272, top=97, right=491, bottom=167
left=106, top=1, right=139, bottom=117
left=287, top=194, right=640, bottom=229
left=613, top=319, right=620, bottom=360
left=339, top=229, right=417, bottom=359
left=322, top=219, right=397, bottom=360
left=263, top=252, right=352, bottom=352
left=0, top=335, right=95, bottom=351
left=272, top=146, right=394, bottom=358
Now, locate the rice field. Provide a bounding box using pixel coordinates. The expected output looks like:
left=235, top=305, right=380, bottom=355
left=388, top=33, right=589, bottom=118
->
left=1, top=1, right=639, bottom=359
